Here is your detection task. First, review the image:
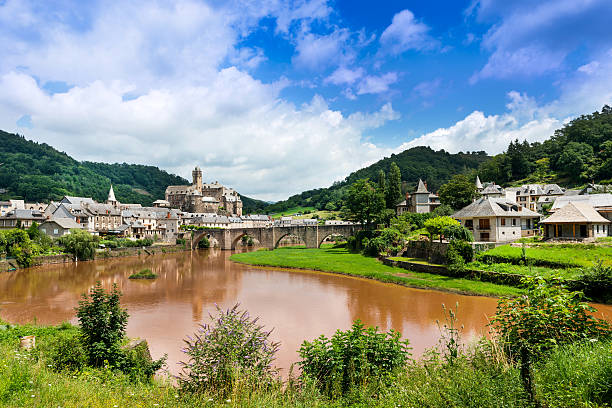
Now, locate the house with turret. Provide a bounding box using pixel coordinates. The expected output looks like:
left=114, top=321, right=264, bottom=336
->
left=396, top=179, right=441, bottom=215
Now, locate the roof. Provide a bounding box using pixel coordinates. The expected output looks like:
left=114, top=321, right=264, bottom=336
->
left=481, top=183, right=504, bottom=195
left=453, top=197, right=541, bottom=219
left=2, top=209, right=46, bottom=220
left=61, top=196, right=95, bottom=205
left=396, top=200, right=408, bottom=207
left=44, top=218, right=84, bottom=230
left=475, top=176, right=483, bottom=189
left=551, top=193, right=612, bottom=211
left=415, top=179, right=428, bottom=194
left=107, top=185, right=117, bottom=202
left=541, top=202, right=610, bottom=224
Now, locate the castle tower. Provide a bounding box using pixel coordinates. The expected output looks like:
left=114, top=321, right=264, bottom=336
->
left=192, top=166, right=203, bottom=191
left=107, top=184, right=118, bottom=207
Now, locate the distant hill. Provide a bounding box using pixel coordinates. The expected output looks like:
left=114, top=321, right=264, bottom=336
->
left=265, top=146, right=489, bottom=213
left=0, top=130, right=265, bottom=212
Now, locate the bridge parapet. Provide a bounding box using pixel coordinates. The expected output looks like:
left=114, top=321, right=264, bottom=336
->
left=186, top=224, right=364, bottom=250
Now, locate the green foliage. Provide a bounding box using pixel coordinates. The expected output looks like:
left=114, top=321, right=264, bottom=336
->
left=0, top=228, right=36, bottom=267
left=178, top=304, right=280, bottom=396
left=385, top=162, right=402, bottom=208
left=431, top=203, right=453, bottom=216
left=26, top=222, right=40, bottom=240
left=578, top=260, right=612, bottom=302
left=76, top=282, right=129, bottom=369
left=59, top=229, right=100, bottom=260
left=438, top=174, right=478, bottom=210
left=197, top=236, right=210, bottom=248
left=176, top=238, right=186, bottom=245
left=47, top=330, right=87, bottom=372
left=340, top=178, right=385, bottom=225
left=362, top=228, right=404, bottom=257
left=423, top=216, right=459, bottom=242
left=443, top=223, right=474, bottom=242
left=129, top=268, right=157, bottom=280
left=536, top=340, right=612, bottom=407
left=491, top=277, right=611, bottom=361
left=449, top=240, right=473, bottom=263
left=298, top=320, right=410, bottom=398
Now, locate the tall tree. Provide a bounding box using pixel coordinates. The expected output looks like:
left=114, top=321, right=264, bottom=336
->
left=341, top=179, right=385, bottom=225
left=377, top=169, right=386, bottom=195
left=438, top=174, right=478, bottom=210
left=386, top=162, right=402, bottom=208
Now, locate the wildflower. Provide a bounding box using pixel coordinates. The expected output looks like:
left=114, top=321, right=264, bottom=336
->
left=226, top=399, right=231, bottom=403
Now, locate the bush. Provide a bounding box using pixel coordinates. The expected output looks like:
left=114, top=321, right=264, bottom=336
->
left=176, top=238, right=186, bottom=245
left=1, top=229, right=36, bottom=267
left=578, top=261, right=612, bottom=302
left=298, top=320, right=410, bottom=398
left=362, top=228, right=404, bottom=257
left=443, top=224, right=474, bottom=242
left=446, top=245, right=466, bottom=275
left=129, top=268, right=157, bottom=279
left=449, top=240, right=473, bottom=263
left=197, top=236, right=210, bottom=249
left=178, top=304, right=280, bottom=397
left=47, top=331, right=87, bottom=372
left=76, top=282, right=129, bottom=369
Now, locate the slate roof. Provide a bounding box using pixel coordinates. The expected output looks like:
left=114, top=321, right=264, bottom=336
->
left=475, top=176, right=483, bottom=189
left=453, top=197, right=541, bottom=219
left=44, top=218, right=84, bottom=229
left=415, top=179, right=428, bottom=193
left=107, top=185, right=117, bottom=202
left=551, top=193, right=612, bottom=211
left=481, top=183, right=504, bottom=195
left=61, top=196, right=95, bottom=205
left=541, top=202, right=610, bottom=224
left=3, top=209, right=46, bottom=220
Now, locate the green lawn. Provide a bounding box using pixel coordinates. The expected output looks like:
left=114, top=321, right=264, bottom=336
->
left=467, top=261, right=582, bottom=279
left=231, top=247, right=522, bottom=297
left=477, top=243, right=612, bottom=268
left=269, top=206, right=316, bottom=219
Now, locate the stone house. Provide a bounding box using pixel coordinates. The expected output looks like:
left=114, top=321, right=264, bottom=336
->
left=540, top=202, right=610, bottom=240
left=396, top=179, right=441, bottom=215
left=0, top=209, right=47, bottom=229
left=452, top=197, right=541, bottom=242
left=39, top=218, right=85, bottom=238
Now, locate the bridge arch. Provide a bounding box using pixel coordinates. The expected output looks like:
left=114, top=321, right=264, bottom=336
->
left=274, top=232, right=307, bottom=249
left=317, top=232, right=348, bottom=248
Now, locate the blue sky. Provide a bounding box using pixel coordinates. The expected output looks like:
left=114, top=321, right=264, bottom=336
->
left=0, top=0, right=611, bottom=200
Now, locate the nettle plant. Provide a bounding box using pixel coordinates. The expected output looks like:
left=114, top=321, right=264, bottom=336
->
left=178, top=304, right=280, bottom=396
left=298, top=321, right=411, bottom=398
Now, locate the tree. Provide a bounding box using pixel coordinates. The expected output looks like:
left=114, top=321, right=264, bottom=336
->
left=377, top=169, right=386, bottom=195
left=76, top=282, right=129, bottom=368
left=437, top=174, right=478, bottom=210
left=385, top=162, right=402, bottom=209
left=424, top=216, right=460, bottom=242
left=555, top=142, right=594, bottom=180
left=59, top=229, right=100, bottom=261
left=341, top=179, right=385, bottom=226
left=26, top=221, right=40, bottom=241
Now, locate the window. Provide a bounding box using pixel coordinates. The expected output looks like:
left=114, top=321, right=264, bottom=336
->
left=512, top=219, right=517, bottom=226
left=53, top=229, right=58, bottom=234
left=501, top=218, right=506, bottom=226
left=479, top=219, right=490, bottom=230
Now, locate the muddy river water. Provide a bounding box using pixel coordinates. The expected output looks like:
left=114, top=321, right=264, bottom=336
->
left=1, top=249, right=611, bottom=375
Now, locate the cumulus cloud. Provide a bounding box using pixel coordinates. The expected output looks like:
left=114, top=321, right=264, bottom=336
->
left=324, top=66, right=364, bottom=85
left=292, top=28, right=353, bottom=70
left=356, top=73, right=398, bottom=95
left=469, top=0, right=612, bottom=81
left=379, top=9, right=437, bottom=54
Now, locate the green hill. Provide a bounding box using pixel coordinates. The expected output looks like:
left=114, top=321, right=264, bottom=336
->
left=0, top=130, right=266, bottom=212
left=265, top=147, right=489, bottom=213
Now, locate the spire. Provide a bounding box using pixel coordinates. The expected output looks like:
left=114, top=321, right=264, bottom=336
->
left=107, top=184, right=117, bottom=202
left=475, top=175, right=483, bottom=189
left=416, top=179, right=428, bottom=193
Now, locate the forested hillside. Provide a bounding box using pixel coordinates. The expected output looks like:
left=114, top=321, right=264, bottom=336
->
left=0, top=130, right=267, bottom=211
left=265, top=147, right=489, bottom=213
left=478, top=105, right=612, bottom=186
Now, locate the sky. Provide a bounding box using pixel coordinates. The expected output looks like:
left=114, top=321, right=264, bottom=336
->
left=1, top=0, right=612, bottom=201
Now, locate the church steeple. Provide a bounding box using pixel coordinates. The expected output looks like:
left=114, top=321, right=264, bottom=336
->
left=107, top=184, right=117, bottom=204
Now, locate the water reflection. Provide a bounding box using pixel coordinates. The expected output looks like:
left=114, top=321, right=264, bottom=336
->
left=1, top=249, right=611, bottom=375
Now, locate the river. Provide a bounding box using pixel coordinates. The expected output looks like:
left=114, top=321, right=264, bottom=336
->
left=1, top=249, right=611, bottom=376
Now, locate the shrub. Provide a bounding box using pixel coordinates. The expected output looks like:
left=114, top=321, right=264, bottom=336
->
left=449, top=240, right=473, bottom=263
left=424, top=216, right=459, bottom=242
left=446, top=245, right=466, bottom=275
left=176, top=238, right=186, bottom=245
left=362, top=228, right=404, bottom=257
left=443, top=224, right=474, bottom=242
left=178, top=304, right=280, bottom=396
left=2, top=229, right=36, bottom=267
left=76, top=282, right=128, bottom=369
left=578, top=260, right=612, bottom=303
left=47, top=331, right=87, bottom=372
left=298, top=320, right=410, bottom=398
left=129, top=268, right=157, bottom=280
left=197, top=236, right=210, bottom=249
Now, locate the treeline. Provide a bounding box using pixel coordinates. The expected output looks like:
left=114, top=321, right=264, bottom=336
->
left=265, top=147, right=488, bottom=213
left=479, top=105, right=612, bottom=185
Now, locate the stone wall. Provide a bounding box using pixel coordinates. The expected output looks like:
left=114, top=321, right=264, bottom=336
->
left=403, top=240, right=497, bottom=264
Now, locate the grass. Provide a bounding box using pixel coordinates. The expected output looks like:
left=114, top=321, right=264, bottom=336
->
left=1, top=320, right=610, bottom=407
left=477, top=244, right=612, bottom=268
left=128, top=268, right=158, bottom=280
left=230, top=247, right=522, bottom=297
left=269, top=207, right=316, bottom=219
left=467, top=261, right=583, bottom=280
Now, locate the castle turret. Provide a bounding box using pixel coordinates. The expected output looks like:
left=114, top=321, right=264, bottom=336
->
left=192, top=166, right=203, bottom=191
left=107, top=184, right=118, bottom=206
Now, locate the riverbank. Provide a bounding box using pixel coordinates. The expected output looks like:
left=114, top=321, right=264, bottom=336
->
left=0, top=244, right=189, bottom=271
left=230, top=247, right=523, bottom=297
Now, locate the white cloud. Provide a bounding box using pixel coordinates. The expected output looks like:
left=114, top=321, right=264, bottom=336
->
left=379, top=9, right=437, bottom=54
left=356, top=73, right=398, bottom=95
left=292, top=28, right=353, bottom=71
left=469, top=0, right=612, bottom=81
left=325, top=67, right=364, bottom=85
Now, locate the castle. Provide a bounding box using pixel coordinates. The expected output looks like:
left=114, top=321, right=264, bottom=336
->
left=165, top=167, right=243, bottom=216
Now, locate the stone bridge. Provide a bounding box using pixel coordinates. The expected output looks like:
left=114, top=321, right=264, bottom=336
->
left=185, top=224, right=364, bottom=250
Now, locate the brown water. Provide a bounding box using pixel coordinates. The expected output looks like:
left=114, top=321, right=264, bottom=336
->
left=2, top=249, right=611, bottom=376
